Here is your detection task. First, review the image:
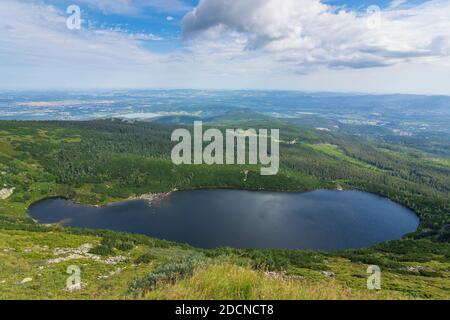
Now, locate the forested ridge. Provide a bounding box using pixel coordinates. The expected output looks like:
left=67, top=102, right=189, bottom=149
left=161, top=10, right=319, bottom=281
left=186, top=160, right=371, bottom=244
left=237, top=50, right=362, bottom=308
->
left=0, top=118, right=449, bottom=299
left=1, top=119, right=447, bottom=239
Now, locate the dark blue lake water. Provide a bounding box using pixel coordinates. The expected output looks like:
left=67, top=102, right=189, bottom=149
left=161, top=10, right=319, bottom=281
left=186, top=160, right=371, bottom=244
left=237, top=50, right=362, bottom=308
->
left=28, top=189, right=419, bottom=250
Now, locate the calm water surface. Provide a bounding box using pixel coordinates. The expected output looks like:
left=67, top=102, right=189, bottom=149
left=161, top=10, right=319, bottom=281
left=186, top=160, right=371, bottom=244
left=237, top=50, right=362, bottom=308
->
left=28, top=189, right=419, bottom=250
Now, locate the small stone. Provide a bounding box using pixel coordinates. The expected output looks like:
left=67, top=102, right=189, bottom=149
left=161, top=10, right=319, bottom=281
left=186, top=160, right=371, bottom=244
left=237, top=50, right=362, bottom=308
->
left=66, top=282, right=84, bottom=292
left=21, top=277, right=33, bottom=284
left=109, top=268, right=123, bottom=276
left=321, top=271, right=335, bottom=277
left=0, top=187, right=15, bottom=200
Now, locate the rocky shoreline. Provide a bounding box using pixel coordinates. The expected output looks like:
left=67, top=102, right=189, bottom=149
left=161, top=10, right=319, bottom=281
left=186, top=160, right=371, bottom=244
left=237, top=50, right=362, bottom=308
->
left=129, top=189, right=176, bottom=206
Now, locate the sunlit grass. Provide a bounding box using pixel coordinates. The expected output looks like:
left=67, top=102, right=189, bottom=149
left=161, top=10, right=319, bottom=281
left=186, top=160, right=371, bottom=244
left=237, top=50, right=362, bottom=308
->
left=144, top=264, right=402, bottom=300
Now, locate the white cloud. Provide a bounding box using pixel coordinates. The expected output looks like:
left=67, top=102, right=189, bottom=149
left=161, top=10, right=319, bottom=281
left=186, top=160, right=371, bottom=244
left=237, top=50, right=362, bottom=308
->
left=389, top=0, right=407, bottom=9
left=0, top=1, right=162, bottom=67
left=78, top=0, right=192, bottom=15
left=182, top=0, right=450, bottom=71
left=1, top=0, right=450, bottom=94
left=77, top=0, right=139, bottom=15
left=0, top=0, right=178, bottom=90
left=129, top=33, right=163, bottom=41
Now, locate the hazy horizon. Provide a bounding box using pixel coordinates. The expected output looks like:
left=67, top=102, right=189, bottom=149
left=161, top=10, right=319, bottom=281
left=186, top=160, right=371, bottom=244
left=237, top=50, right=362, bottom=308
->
left=1, top=0, right=450, bottom=94
left=1, top=88, right=450, bottom=97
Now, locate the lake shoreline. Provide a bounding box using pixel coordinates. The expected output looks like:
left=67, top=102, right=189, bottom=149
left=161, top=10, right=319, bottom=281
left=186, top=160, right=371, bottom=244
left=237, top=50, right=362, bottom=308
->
left=28, top=189, right=420, bottom=251
left=27, top=186, right=420, bottom=221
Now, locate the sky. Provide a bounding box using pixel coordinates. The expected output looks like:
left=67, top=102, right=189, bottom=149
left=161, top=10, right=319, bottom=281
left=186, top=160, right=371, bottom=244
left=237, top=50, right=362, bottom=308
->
left=0, top=0, right=449, bottom=94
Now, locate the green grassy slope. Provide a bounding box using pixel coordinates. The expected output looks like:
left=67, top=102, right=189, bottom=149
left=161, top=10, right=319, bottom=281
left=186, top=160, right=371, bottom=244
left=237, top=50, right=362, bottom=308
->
left=0, top=119, right=449, bottom=299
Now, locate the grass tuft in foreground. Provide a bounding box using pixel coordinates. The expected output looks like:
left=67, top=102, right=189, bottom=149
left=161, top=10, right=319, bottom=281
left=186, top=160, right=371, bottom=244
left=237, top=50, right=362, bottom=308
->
left=144, top=264, right=401, bottom=300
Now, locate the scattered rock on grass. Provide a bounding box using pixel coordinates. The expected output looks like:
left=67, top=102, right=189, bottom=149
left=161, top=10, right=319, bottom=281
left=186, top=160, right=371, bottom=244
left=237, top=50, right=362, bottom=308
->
left=66, top=282, right=85, bottom=292
left=0, top=187, right=15, bottom=200
left=48, top=243, right=127, bottom=265
left=20, top=277, right=33, bottom=284
left=321, top=271, right=335, bottom=277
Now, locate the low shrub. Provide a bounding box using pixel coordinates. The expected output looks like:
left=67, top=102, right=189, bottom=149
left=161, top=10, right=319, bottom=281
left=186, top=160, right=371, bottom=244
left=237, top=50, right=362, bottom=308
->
left=242, top=249, right=327, bottom=271
left=135, top=251, right=158, bottom=264
left=89, top=244, right=115, bottom=256
left=128, top=257, right=207, bottom=296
